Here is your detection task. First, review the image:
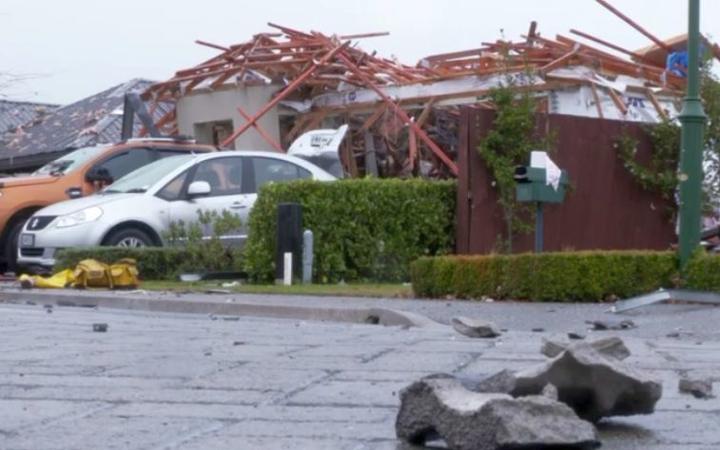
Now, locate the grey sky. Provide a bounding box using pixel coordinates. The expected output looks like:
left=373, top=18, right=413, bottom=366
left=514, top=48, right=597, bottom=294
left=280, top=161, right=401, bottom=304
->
left=1, top=0, right=718, bottom=105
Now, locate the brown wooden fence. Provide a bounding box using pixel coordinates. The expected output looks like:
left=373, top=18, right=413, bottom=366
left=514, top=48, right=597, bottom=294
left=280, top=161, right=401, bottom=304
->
left=456, top=108, right=676, bottom=254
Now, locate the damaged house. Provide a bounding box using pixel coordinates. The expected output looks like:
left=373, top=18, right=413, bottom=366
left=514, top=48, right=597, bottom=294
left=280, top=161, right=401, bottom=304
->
left=140, top=20, right=696, bottom=180
left=138, top=6, right=719, bottom=252
left=0, top=79, right=172, bottom=174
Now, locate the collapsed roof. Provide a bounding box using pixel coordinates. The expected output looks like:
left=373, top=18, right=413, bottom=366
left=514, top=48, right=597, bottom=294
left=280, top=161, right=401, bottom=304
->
left=142, top=2, right=715, bottom=178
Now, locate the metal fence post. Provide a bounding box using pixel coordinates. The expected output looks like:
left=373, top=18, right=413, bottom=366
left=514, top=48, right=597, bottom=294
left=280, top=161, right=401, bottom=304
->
left=302, top=229, right=314, bottom=284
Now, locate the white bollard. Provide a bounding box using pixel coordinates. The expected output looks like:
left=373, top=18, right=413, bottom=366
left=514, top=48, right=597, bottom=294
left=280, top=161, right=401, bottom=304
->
left=283, top=252, right=293, bottom=286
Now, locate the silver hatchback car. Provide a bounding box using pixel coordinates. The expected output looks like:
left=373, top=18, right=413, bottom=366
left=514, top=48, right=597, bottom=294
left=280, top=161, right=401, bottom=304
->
left=18, top=151, right=335, bottom=269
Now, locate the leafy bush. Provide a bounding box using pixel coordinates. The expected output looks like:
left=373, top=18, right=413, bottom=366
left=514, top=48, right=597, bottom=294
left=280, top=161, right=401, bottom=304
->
left=411, top=251, right=679, bottom=302
left=244, top=178, right=456, bottom=283
left=163, top=209, right=244, bottom=274
left=55, top=211, right=245, bottom=280
left=684, top=250, right=720, bottom=291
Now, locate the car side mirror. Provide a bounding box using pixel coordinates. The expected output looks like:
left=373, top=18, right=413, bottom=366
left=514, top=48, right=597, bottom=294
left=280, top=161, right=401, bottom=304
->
left=187, top=181, right=211, bottom=198
left=86, top=167, right=113, bottom=184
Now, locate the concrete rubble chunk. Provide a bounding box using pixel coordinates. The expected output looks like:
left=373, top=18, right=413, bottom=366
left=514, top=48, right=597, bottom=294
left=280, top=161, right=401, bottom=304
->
left=451, top=317, right=501, bottom=338
left=587, top=319, right=636, bottom=330
left=679, top=378, right=714, bottom=399
left=396, top=375, right=600, bottom=450
left=471, top=343, right=661, bottom=422
left=471, top=369, right=518, bottom=394
left=541, top=336, right=631, bottom=360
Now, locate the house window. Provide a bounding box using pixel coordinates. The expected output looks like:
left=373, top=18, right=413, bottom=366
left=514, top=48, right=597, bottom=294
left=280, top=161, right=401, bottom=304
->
left=193, top=120, right=234, bottom=147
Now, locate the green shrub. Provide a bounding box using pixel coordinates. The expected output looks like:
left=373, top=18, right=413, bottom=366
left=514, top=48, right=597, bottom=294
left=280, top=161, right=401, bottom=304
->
left=684, top=250, right=720, bottom=291
left=411, top=251, right=679, bottom=302
left=244, top=178, right=456, bottom=283
left=54, top=246, right=244, bottom=281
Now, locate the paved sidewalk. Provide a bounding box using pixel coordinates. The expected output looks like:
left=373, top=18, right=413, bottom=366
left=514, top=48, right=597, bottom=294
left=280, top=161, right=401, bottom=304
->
left=4, top=285, right=720, bottom=340
left=1, top=303, right=719, bottom=449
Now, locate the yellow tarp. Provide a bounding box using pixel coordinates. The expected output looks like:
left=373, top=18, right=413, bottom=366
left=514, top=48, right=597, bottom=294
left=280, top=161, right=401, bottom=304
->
left=19, top=259, right=139, bottom=289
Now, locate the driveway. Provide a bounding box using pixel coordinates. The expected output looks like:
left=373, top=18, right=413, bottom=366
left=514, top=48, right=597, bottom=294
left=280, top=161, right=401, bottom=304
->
left=0, top=302, right=719, bottom=449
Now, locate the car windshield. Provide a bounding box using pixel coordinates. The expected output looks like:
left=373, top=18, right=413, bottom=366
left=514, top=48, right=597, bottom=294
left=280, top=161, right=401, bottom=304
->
left=102, top=154, right=195, bottom=194
left=33, top=146, right=108, bottom=176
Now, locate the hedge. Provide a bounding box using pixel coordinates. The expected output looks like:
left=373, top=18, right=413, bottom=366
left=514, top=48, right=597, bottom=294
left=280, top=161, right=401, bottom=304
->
left=411, top=251, right=679, bottom=302
left=684, top=250, right=720, bottom=291
left=243, top=178, right=456, bottom=283
left=54, top=246, right=244, bottom=280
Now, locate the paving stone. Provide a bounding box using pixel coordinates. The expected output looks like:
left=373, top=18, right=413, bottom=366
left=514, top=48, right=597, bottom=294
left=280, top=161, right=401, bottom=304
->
left=679, top=377, right=715, bottom=399
left=286, top=380, right=408, bottom=407
left=179, top=435, right=397, bottom=450
left=3, top=414, right=224, bottom=450
left=0, top=385, right=272, bottom=405
left=221, top=418, right=397, bottom=440
left=0, top=399, right=108, bottom=432
left=362, top=350, right=477, bottom=372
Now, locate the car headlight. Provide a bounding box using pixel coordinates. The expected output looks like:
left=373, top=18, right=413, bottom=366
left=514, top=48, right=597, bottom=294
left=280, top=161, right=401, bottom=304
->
left=55, top=206, right=103, bottom=228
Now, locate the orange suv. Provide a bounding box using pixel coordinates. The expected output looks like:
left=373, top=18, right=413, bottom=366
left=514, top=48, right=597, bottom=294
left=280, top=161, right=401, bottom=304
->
left=0, top=138, right=214, bottom=271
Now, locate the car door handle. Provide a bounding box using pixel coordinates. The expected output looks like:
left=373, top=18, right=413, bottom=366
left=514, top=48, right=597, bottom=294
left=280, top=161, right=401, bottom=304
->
left=230, top=202, right=247, bottom=209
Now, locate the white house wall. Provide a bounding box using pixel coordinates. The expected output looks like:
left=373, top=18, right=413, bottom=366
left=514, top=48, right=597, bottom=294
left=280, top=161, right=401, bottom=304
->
left=176, top=85, right=281, bottom=150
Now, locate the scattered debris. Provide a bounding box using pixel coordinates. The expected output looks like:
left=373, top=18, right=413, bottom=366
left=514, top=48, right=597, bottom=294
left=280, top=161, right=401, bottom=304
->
left=92, top=323, right=108, bottom=333
left=204, top=289, right=232, bottom=295
left=541, top=336, right=631, bottom=360
left=679, top=378, right=714, bottom=399
left=532, top=327, right=546, bottom=332
left=471, top=342, right=661, bottom=422
left=587, top=319, right=636, bottom=330
left=568, top=332, right=586, bottom=340
left=451, top=317, right=501, bottom=338
left=365, top=314, right=380, bottom=325
left=396, top=375, right=600, bottom=450
left=232, top=341, right=245, bottom=346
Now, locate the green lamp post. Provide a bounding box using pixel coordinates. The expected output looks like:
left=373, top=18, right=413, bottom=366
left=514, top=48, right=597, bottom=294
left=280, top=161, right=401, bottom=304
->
left=678, top=0, right=706, bottom=267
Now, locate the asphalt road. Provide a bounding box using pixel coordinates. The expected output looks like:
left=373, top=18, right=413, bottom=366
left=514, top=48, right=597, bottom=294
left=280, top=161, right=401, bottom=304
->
left=1, top=301, right=719, bottom=449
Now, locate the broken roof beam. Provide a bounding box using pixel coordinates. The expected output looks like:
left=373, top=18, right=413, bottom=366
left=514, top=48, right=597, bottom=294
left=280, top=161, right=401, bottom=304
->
left=595, top=0, right=673, bottom=53
left=237, top=107, right=283, bottom=151
left=421, top=48, right=492, bottom=65
left=339, top=31, right=390, bottom=40
left=195, top=40, right=231, bottom=52
left=333, top=49, right=458, bottom=175
left=539, top=48, right=580, bottom=74
left=219, top=41, right=349, bottom=148
left=569, top=29, right=655, bottom=65
left=589, top=83, right=604, bottom=119
left=645, top=88, right=669, bottom=121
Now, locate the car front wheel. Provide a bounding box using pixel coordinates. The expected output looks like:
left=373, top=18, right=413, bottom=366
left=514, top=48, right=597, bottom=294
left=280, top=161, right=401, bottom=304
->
left=103, top=228, right=155, bottom=248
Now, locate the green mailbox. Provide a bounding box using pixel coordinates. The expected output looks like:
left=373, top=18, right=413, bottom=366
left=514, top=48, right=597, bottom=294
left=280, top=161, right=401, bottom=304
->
left=513, top=154, right=569, bottom=253
left=514, top=166, right=569, bottom=204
